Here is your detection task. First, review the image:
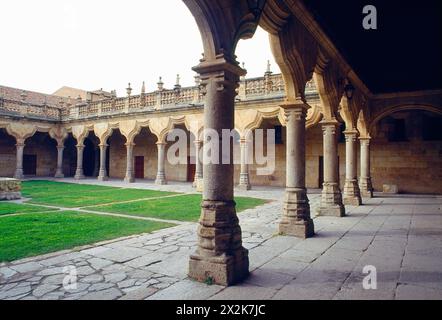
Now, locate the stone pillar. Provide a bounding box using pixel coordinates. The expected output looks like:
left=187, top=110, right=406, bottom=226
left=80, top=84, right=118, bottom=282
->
left=279, top=103, right=315, bottom=238
left=93, top=147, right=100, bottom=177
left=188, top=59, right=249, bottom=286
left=14, top=140, right=25, bottom=180
left=318, top=121, right=345, bottom=217
left=343, top=131, right=362, bottom=205
left=97, top=143, right=109, bottom=181
left=124, top=142, right=135, bottom=183
left=238, top=138, right=251, bottom=190
left=360, top=138, right=374, bottom=198
left=155, top=142, right=167, bottom=185
left=193, top=140, right=203, bottom=188
left=74, top=144, right=85, bottom=180
left=55, top=144, right=65, bottom=178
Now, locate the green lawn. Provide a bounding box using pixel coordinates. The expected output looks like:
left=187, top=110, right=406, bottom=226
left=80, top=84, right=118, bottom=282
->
left=0, top=211, right=174, bottom=262
left=0, top=180, right=267, bottom=262
left=22, top=180, right=176, bottom=207
left=91, top=194, right=267, bottom=222
left=0, top=202, right=58, bottom=216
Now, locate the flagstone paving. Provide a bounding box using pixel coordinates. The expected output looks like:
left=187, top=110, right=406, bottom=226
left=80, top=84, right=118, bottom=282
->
left=0, top=179, right=441, bottom=300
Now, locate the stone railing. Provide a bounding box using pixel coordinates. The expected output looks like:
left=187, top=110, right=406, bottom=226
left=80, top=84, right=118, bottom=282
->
left=0, top=98, right=62, bottom=121
left=0, top=74, right=318, bottom=122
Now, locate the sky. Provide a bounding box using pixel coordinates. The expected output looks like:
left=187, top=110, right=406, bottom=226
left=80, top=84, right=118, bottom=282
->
left=0, top=0, right=280, bottom=96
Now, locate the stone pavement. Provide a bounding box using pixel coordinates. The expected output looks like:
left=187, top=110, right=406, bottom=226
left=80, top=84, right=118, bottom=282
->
left=0, top=180, right=441, bottom=300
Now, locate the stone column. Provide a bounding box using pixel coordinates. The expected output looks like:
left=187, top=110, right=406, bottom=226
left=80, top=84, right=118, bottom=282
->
left=360, top=138, right=374, bottom=198
left=97, top=143, right=109, bottom=181
left=124, top=142, right=135, bottom=183
left=155, top=142, right=167, bottom=185
left=92, top=147, right=100, bottom=177
left=54, top=144, right=65, bottom=178
left=188, top=59, right=249, bottom=286
left=343, top=131, right=362, bottom=205
left=14, top=140, right=25, bottom=180
left=319, top=121, right=345, bottom=217
left=279, top=103, right=315, bottom=238
left=74, top=144, right=85, bottom=180
left=238, top=138, right=251, bottom=190
left=193, top=140, right=203, bottom=188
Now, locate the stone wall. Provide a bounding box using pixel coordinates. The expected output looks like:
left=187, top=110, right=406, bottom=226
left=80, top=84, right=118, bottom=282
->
left=371, top=111, right=442, bottom=194
left=24, top=133, right=57, bottom=177
left=0, top=130, right=16, bottom=177
left=108, top=130, right=188, bottom=182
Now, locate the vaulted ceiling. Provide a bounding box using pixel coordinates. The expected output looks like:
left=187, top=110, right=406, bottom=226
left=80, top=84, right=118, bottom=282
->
left=302, top=0, right=442, bottom=94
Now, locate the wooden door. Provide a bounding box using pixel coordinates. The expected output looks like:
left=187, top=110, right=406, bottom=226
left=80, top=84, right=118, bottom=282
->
left=135, top=156, right=144, bottom=179
left=187, top=157, right=196, bottom=182
left=23, top=154, right=37, bottom=176
left=319, top=156, right=324, bottom=188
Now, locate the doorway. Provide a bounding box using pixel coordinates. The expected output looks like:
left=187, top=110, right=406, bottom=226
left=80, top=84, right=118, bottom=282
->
left=23, top=154, right=37, bottom=176
left=187, top=156, right=196, bottom=182
left=135, top=156, right=144, bottom=179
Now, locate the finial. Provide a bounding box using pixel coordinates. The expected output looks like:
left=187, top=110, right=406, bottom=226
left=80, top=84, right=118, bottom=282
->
left=194, top=75, right=201, bottom=86
left=157, top=76, right=164, bottom=91
left=141, top=81, right=146, bottom=95
left=265, top=60, right=272, bottom=76
left=20, top=90, right=27, bottom=102
left=126, top=83, right=132, bottom=96
left=174, top=74, right=181, bottom=90
left=240, top=62, right=247, bottom=81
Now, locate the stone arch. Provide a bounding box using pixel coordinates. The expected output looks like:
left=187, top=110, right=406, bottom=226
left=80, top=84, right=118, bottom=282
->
left=262, top=14, right=319, bottom=103
left=183, top=0, right=263, bottom=62
left=22, top=131, right=57, bottom=177
left=369, top=104, right=442, bottom=134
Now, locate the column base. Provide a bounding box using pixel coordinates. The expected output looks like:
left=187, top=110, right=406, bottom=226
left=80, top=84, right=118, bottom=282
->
left=319, top=183, right=346, bottom=217
left=97, top=176, right=109, bottom=182
left=74, top=170, right=85, bottom=180
left=360, top=178, right=374, bottom=198
left=124, top=176, right=135, bottom=183
left=193, top=176, right=202, bottom=188
left=237, top=183, right=251, bottom=191
left=155, top=179, right=167, bottom=185
left=189, top=248, right=249, bottom=286
left=14, top=170, right=24, bottom=180
left=54, top=172, right=64, bottom=179
left=155, top=172, right=167, bottom=185
left=238, top=173, right=251, bottom=191
left=188, top=200, right=249, bottom=286
left=279, top=188, right=315, bottom=238
left=343, top=179, right=362, bottom=206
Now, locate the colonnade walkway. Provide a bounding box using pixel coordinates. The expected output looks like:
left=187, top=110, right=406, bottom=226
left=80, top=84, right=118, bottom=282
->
left=0, top=179, right=441, bottom=300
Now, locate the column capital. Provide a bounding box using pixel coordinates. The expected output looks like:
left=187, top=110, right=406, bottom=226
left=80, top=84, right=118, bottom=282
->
left=359, top=137, right=371, bottom=146
left=280, top=100, right=310, bottom=112
left=56, top=144, right=65, bottom=150
left=99, top=143, right=109, bottom=148
left=321, top=121, right=340, bottom=136
left=343, top=130, right=359, bottom=141
left=76, top=144, right=85, bottom=149
left=125, top=142, right=136, bottom=147
left=16, top=141, right=25, bottom=148
left=320, top=119, right=340, bottom=128
left=156, top=142, right=167, bottom=147
left=193, top=56, right=246, bottom=78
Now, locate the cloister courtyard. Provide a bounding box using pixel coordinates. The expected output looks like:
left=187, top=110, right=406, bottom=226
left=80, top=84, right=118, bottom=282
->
left=0, top=178, right=441, bottom=300
left=1, top=0, right=441, bottom=304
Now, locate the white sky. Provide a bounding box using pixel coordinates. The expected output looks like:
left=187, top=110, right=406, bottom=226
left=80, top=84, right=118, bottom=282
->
left=0, top=0, right=280, bottom=96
